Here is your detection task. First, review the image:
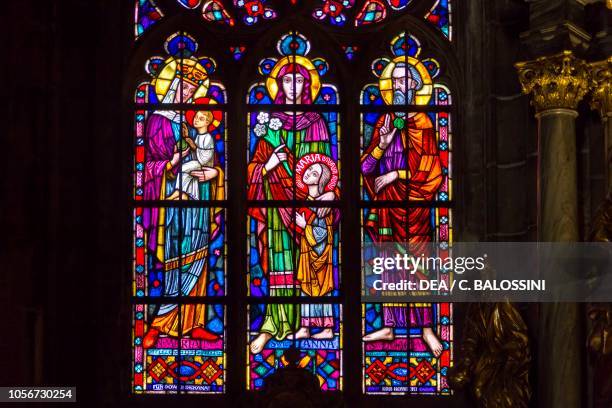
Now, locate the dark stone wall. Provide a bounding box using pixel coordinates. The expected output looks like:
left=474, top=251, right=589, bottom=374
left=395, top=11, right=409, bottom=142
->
left=3, top=0, right=131, bottom=404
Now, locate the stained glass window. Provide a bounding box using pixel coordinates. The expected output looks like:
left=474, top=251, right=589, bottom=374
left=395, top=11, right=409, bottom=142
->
left=131, top=2, right=458, bottom=400
left=307, top=0, right=451, bottom=37
left=246, top=32, right=343, bottom=391
left=132, top=32, right=228, bottom=394
left=229, top=46, right=246, bottom=60
left=202, top=1, right=236, bottom=25
left=312, top=1, right=355, bottom=26
left=135, top=0, right=163, bottom=39
left=355, top=0, right=388, bottom=26
left=134, top=1, right=452, bottom=41
left=234, top=0, right=278, bottom=25
left=177, top=0, right=203, bottom=9
left=426, top=0, right=452, bottom=40
left=360, top=31, right=453, bottom=395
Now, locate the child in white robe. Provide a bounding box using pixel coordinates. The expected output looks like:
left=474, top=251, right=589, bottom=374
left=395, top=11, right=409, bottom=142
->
left=168, top=111, right=215, bottom=200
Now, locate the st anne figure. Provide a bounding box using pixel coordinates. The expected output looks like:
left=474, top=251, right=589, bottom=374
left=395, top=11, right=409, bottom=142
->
left=361, top=62, right=444, bottom=357
left=248, top=59, right=337, bottom=354
left=142, top=66, right=224, bottom=348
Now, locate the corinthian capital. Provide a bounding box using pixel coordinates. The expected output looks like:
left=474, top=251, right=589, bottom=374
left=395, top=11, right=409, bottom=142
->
left=515, top=50, right=590, bottom=113
left=589, top=57, right=612, bottom=120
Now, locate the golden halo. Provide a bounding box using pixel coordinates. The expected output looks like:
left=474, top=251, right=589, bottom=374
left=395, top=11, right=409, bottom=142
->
left=295, top=153, right=339, bottom=193
left=152, top=57, right=210, bottom=102
left=379, top=56, right=433, bottom=106
left=265, top=55, right=322, bottom=102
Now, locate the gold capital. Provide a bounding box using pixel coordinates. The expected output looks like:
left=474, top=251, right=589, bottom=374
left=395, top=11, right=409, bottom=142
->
left=589, top=57, right=612, bottom=120
left=515, top=51, right=590, bottom=113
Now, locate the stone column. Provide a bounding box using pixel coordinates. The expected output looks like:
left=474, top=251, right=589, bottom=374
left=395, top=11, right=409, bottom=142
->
left=515, top=50, right=590, bottom=408
left=590, top=58, right=612, bottom=192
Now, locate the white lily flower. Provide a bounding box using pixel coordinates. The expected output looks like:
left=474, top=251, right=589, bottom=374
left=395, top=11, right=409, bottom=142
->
left=256, top=112, right=269, bottom=124
left=269, top=118, right=283, bottom=131
left=254, top=123, right=267, bottom=137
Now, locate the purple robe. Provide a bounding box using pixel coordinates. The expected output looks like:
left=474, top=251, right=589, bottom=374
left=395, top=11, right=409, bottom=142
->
left=143, top=113, right=178, bottom=257
left=272, top=111, right=329, bottom=142
left=361, top=128, right=407, bottom=176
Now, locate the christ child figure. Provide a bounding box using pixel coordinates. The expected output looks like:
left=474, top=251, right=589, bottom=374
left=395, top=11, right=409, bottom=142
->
left=167, top=110, right=219, bottom=200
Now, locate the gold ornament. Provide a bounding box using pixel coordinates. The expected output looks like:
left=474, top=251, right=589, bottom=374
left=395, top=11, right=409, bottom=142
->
left=450, top=302, right=531, bottom=408
left=589, top=57, right=612, bottom=119
left=588, top=195, right=612, bottom=356
left=515, top=50, right=590, bottom=112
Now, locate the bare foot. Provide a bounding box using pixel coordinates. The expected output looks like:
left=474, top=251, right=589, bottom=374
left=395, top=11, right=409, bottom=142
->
left=362, top=327, right=394, bottom=342
left=311, top=328, right=334, bottom=339
left=294, top=327, right=310, bottom=339
left=250, top=332, right=273, bottom=354
left=166, top=190, right=180, bottom=200
left=422, top=327, right=443, bottom=357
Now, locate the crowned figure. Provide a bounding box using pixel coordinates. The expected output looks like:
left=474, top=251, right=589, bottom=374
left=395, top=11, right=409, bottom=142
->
left=142, top=34, right=222, bottom=348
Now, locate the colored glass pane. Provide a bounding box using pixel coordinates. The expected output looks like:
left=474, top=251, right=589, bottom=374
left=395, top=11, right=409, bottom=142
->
left=355, top=0, right=387, bottom=27
left=425, top=0, right=452, bottom=40
left=178, top=0, right=203, bottom=9
left=248, top=304, right=343, bottom=391
left=233, top=0, right=278, bottom=25
left=312, top=0, right=355, bottom=26
left=133, top=303, right=226, bottom=393
left=203, top=0, right=235, bottom=25
left=135, top=0, right=164, bottom=39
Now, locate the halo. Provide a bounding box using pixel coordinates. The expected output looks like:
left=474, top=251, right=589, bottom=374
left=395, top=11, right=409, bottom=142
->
left=152, top=57, right=210, bottom=102
left=265, top=55, right=321, bottom=102
left=379, top=56, right=433, bottom=106
left=295, top=153, right=339, bottom=193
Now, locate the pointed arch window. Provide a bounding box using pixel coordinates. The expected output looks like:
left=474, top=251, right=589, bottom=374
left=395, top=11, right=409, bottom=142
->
left=132, top=32, right=228, bottom=394
left=130, top=0, right=457, bottom=400
left=360, top=32, right=453, bottom=395
left=245, top=32, right=343, bottom=391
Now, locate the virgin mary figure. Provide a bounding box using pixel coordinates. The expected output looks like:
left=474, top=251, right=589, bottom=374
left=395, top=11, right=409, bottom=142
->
left=248, top=57, right=336, bottom=354
left=142, top=61, right=224, bottom=348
